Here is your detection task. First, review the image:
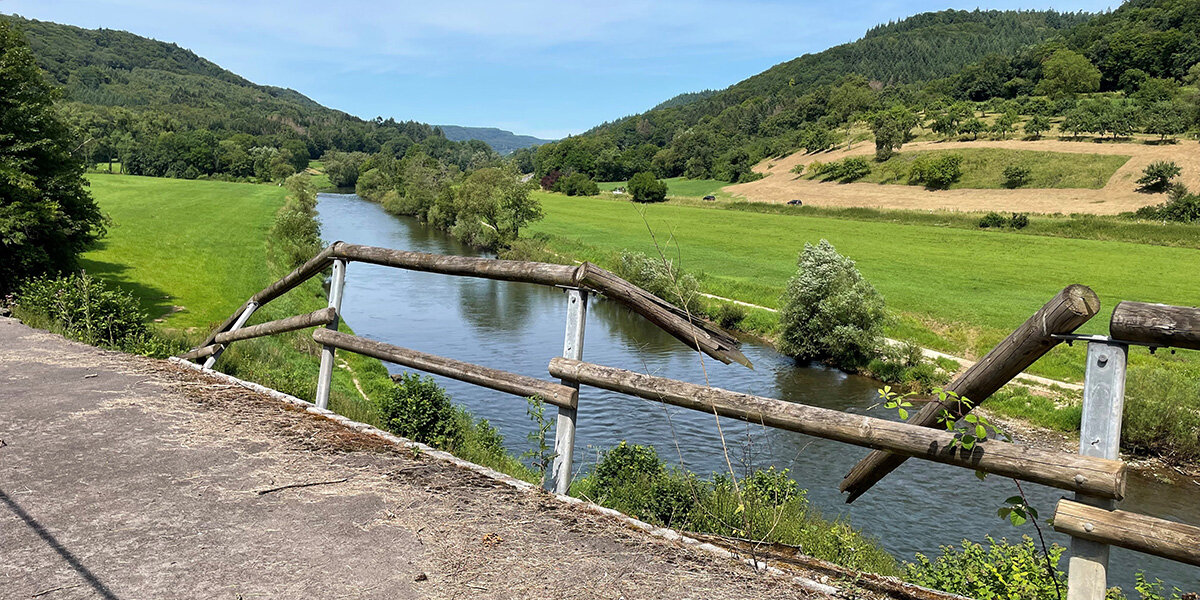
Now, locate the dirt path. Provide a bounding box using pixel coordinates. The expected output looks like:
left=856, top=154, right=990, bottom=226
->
left=726, top=138, right=1200, bottom=215
left=2, top=317, right=932, bottom=599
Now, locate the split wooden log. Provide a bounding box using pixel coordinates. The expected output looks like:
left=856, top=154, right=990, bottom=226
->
left=214, top=308, right=337, bottom=344
left=1110, top=301, right=1200, bottom=351
left=315, top=328, right=577, bottom=408
left=1053, top=499, right=1200, bottom=567
left=572, top=263, right=750, bottom=367
left=333, top=243, right=578, bottom=287
left=549, top=357, right=1125, bottom=499
left=333, top=243, right=748, bottom=367
left=839, top=284, right=1101, bottom=502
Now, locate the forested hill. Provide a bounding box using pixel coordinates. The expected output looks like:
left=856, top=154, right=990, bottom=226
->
left=438, top=125, right=554, bottom=154
left=525, top=8, right=1096, bottom=183
left=1, top=14, right=497, bottom=179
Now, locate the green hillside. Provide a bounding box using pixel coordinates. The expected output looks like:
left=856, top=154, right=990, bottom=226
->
left=526, top=1, right=1200, bottom=187
left=0, top=14, right=497, bottom=179
left=438, top=125, right=554, bottom=154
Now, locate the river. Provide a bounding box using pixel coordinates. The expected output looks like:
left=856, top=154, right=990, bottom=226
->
left=317, top=192, right=1199, bottom=592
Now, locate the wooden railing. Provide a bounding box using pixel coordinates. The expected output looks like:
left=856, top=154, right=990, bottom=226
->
left=183, top=243, right=1200, bottom=598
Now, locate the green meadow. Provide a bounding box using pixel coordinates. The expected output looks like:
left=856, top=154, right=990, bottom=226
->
left=81, top=173, right=391, bottom=424
left=526, top=190, right=1200, bottom=382
left=814, top=148, right=1130, bottom=189
left=598, top=176, right=736, bottom=199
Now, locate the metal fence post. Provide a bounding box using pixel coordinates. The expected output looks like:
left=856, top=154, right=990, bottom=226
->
left=1067, top=339, right=1129, bottom=600
left=203, top=301, right=258, bottom=369
left=314, top=259, right=347, bottom=410
left=551, top=288, right=587, bottom=494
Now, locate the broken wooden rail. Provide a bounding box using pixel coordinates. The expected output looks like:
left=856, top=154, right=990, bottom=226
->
left=548, top=357, right=1126, bottom=498
left=314, top=328, right=577, bottom=408
left=839, top=284, right=1102, bottom=503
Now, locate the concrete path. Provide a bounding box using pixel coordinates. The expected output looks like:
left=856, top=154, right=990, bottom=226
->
left=0, top=318, right=843, bottom=599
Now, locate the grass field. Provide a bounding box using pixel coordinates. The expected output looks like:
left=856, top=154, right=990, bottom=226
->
left=599, top=177, right=737, bottom=199
left=525, top=190, right=1200, bottom=383
left=81, top=173, right=393, bottom=425
left=814, top=148, right=1130, bottom=190
left=82, top=175, right=285, bottom=329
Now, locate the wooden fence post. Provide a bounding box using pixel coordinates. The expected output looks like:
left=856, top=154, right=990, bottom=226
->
left=1067, top=339, right=1128, bottom=600
left=314, top=259, right=347, bottom=410
left=551, top=288, right=587, bottom=494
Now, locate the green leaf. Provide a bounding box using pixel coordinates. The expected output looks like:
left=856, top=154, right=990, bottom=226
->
left=1005, top=496, right=1024, bottom=505
left=898, top=408, right=908, bottom=420
left=976, top=424, right=987, bottom=438
left=1010, top=512, right=1027, bottom=526
left=975, top=470, right=988, bottom=481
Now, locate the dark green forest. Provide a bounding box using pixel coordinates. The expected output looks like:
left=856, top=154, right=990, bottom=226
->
left=526, top=0, right=1200, bottom=184
left=1, top=14, right=498, bottom=181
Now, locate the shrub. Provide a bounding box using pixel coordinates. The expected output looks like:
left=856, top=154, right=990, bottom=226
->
left=1137, top=161, right=1182, bottom=192
left=778, top=240, right=884, bottom=370
left=627, top=171, right=668, bottom=203
left=557, top=172, right=599, bottom=196
left=1135, top=184, right=1200, bottom=222
left=614, top=251, right=702, bottom=315
left=380, top=372, right=462, bottom=448
left=574, top=442, right=897, bottom=574
left=1002, top=165, right=1031, bottom=188
left=1009, top=212, right=1029, bottom=229
left=270, top=174, right=323, bottom=268
left=710, top=302, right=747, bottom=330
left=822, top=157, right=871, bottom=182
left=910, top=154, right=963, bottom=189
left=905, top=536, right=1066, bottom=600
left=978, top=212, right=1008, bottom=228
left=1122, top=365, right=1200, bottom=464
left=789, top=163, right=805, bottom=175
left=539, top=170, right=563, bottom=191
left=13, top=272, right=149, bottom=349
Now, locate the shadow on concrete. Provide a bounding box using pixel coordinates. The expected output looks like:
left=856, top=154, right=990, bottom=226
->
left=0, top=487, right=121, bottom=599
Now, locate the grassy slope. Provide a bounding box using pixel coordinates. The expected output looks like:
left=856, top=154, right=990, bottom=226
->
left=82, top=173, right=391, bottom=423
left=842, top=148, right=1131, bottom=190
left=525, top=191, right=1200, bottom=382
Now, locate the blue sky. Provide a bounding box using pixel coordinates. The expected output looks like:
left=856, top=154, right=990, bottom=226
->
left=4, top=0, right=1117, bottom=138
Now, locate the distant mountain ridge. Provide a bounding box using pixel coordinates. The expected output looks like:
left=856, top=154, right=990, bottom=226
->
left=437, top=125, right=554, bottom=154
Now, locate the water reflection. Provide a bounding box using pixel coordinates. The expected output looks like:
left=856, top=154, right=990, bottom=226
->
left=317, top=192, right=1200, bottom=591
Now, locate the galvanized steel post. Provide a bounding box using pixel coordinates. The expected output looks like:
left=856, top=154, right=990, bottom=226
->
left=314, top=259, right=347, bottom=410
left=203, top=301, right=258, bottom=369
left=1067, top=339, right=1128, bottom=600
left=551, top=288, right=587, bottom=494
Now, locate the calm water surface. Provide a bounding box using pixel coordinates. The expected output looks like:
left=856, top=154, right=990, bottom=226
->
left=318, top=193, right=1199, bottom=591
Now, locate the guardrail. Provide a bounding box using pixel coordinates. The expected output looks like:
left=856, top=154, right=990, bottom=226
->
left=183, top=243, right=1200, bottom=598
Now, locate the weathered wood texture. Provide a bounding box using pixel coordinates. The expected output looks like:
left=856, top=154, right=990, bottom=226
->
left=572, top=263, right=750, bottom=367
left=1110, top=301, right=1200, bottom=351
left=549, top=357, right=1125, bottom=498
left=1053, top=499, right=1200, bottom=567
left=192, top=243, right=338, bottom=353
left=839, top=284, right=1101, bottom=502
left=315, top=329, right=577, bottom=408
left=213, top=308, right=337, bottom=344
left=333, top=243, right=578, bottom=287
left=332, top=243, right=748, bottom=367
left=178, top=343, right=223, bottom=361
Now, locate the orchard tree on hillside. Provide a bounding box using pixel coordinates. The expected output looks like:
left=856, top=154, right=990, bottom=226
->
left=1023, top=115, right=1051, bottom=139
left=0, top=21, right=104, bottom=294
left=1036, top=50, right=1101, bottom=98
left=870, top=106, right=916, bottom=161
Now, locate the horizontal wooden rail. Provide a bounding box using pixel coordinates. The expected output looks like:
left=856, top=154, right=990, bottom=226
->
left=214, top=308, right=338, bottom=344
left=1053, top=499, right=1200, bottom=567
left=179, top=343, right=223, bottom=361
left=331, top=243, right=748, bottom=367
left=194, top=243, right=340, bottom=352
left=549, top=357, right=1125, bottom=499
left=840, top=284, right=1101, bottom=502
left=1110, top=301, right=1200, bottom=351
left=333, top=242, right=578, bottom=287
left=314, top=329, right=578, bottom=408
